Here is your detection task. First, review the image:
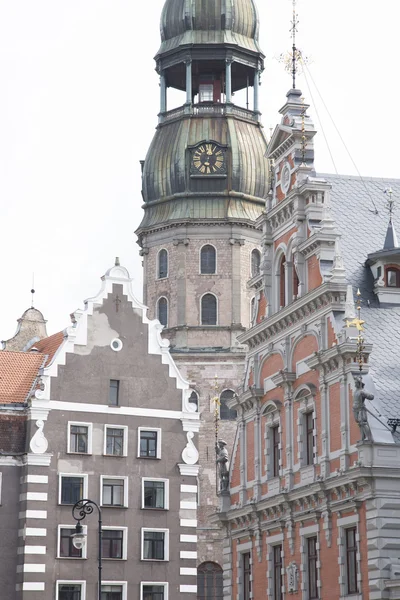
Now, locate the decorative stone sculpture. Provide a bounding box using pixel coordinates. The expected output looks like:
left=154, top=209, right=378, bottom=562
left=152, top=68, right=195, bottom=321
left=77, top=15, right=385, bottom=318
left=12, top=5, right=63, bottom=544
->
left=353, top=376, right=374, bottom=442
left=216, top=439, right=230, bottom=492
left=29, top=420, right=49, bottom=454
left=286, top=562, right=299, bottom=593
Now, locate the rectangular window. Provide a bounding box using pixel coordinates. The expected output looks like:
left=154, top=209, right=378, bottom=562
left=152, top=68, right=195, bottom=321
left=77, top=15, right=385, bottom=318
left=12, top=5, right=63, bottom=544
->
left=139, top=428, right=161, bottom=458
left=102, top=529, right=124, bottom=559
left=68, top=422, right=92, bottom=454
left=101, top=478, right=126, bottom=507
left=101, top=584, right=123, bottom=600
left=242, top=552, right=251, bottom=600
left=308, top=536, right=318, bottom=599
left=142, top=529, right=168, bottom=561
left=346, top=527, right=358, bottom=594
left=306, top=412, right=314, bottom=466
left=272, top=426, right=280, bottom=477
left=273, top=545, right=282, bottom=600
left=199, top=83, right=213, bottom=102
left=105, top=427, right=124, bottom=456
left=59, top=527, right=82, bottom=558
left=143, top=480, right=167, bottom=509
left=60, top=475, right=85, bottom=505
left=57, top=582, right=85, bottom=600
left=141, top=584, right=167, bottom=600
left=109, top=380, right=119, bottom=406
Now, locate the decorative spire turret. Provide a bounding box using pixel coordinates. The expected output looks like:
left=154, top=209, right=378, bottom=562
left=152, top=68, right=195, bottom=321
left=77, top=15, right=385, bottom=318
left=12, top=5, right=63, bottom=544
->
left=383, top=188, right=399, bottom=249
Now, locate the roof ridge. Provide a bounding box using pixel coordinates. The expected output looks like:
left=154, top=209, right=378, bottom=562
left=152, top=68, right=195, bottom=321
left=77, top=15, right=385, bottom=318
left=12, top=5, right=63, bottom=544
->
left=319, top=172, right=400, bottom=183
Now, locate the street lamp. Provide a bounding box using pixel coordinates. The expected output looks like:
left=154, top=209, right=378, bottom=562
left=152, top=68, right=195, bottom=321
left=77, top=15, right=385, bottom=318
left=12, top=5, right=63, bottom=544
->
left=72, top=499, right=102, bottom=600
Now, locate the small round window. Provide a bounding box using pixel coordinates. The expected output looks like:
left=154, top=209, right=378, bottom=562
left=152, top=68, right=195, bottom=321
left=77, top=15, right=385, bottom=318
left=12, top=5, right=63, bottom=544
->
left=110, top=338, right=123, bottom=352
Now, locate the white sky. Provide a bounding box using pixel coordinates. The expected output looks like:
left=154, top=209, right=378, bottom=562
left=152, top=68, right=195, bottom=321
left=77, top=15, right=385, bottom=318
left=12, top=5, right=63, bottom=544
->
left=1, top=0, right=399, bottom=341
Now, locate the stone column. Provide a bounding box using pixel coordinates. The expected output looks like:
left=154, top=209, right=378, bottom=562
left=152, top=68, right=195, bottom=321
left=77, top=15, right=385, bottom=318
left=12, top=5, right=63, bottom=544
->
left=185, top=59, right=192, bottom=105
left=160, top=71, right=167, bottom=113
left=253, top=69, right=260, bottom=112
left=238, top=410, right=246, bottom=505
left=225, top=59, right=233, bottom=103
left=319, top=378, right=330, bottom=478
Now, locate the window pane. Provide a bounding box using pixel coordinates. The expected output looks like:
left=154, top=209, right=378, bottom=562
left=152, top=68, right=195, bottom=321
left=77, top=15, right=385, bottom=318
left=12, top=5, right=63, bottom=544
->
left=201, top=294, right=217, bottom=325
left=70, top=425, right=88, bottom=453
left=143, top=585, right=165, bottom=600
left=144, top=480, right=165, bottom=509
left=140, top=431, right=158, bottom=457
left=60, top=528, right=82, bottom=558
left=220, top=390, right=237, bottom=420
left=59, top=585, right=82, bottom=600
left=106, top=428, right=124, bottom=456
left=101, top=585, right=122, bottom=600
left=102, top=530, right=123, bottom=559
left=199, top=84, right=213, bottom=103
left=109, top=380, right=119, bottom=406
left=308, top=536, right=318, bottom=599
left=201, top=245, right=216, bottom=274
left=158, top=250, right=168, bottom=279
left=61, top=477, right=83, bottom=505
left=158, top=298, right=168, bottom=326
left=103, top=479, right=124, bottom=506
left=388, top=269, right=398, bottom=287
left=144, top=531, right=165, bottom=560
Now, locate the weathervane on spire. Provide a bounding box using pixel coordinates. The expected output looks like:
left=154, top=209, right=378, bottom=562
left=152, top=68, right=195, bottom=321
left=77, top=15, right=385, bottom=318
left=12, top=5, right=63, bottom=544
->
left=384, top=187, right=394, bottom=220
left=278, top=0, right=309, bottom=87
left=31, top=273, right=35, bottom=308
left=290, top=0, right=299, bottom=89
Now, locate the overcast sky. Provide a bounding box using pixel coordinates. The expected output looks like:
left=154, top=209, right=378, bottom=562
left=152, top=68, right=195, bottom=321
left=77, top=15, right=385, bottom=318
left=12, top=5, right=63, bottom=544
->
left=1, top=0, right=398, bottom=341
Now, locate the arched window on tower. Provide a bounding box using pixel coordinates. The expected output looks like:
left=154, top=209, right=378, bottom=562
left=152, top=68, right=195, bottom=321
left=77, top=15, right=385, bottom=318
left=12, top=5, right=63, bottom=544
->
left=157, top=297, right=168, bottom=327
left=220, top=389, right=237, bottom=421
left=279, top=255, right=286, bottom=308
left=200, top=245, right=216, bottom=274
left=251, top=249, right=261, bottom=277
left=201, top=294, right=217, bottom=325
left=197, top=562, right=223, bottom=599
left=189, top=391, right=199, bottom=411
left=158, top=249, right=168, bottom=279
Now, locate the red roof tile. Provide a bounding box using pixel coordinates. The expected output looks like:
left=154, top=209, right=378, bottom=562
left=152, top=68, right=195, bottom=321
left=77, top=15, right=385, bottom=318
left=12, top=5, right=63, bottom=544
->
left=32, top=331, right=65, bottom=366
left=0, top=351, right=46, bottom=404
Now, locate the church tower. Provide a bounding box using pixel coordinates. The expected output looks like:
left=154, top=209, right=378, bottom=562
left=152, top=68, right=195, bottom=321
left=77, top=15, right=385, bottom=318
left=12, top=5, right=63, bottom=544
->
left=136, top=0, right=269, bottom=572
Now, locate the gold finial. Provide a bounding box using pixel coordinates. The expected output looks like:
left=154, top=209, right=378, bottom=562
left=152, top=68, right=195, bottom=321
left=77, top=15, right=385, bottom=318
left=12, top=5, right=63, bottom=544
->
left=384, top=187, right=395, bottom=220
left=277, top=0, right=309, bottom=87
left=346, top=289, right=366, bottom=372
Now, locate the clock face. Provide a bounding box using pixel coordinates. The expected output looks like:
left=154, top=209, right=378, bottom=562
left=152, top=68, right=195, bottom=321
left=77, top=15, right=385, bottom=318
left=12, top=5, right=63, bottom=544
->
left=192, top=143, right=226, bottom=175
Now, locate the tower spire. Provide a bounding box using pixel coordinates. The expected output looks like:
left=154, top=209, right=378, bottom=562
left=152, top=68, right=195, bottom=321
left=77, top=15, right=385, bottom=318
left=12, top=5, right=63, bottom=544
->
left=383, top=188, right=399, bottom=249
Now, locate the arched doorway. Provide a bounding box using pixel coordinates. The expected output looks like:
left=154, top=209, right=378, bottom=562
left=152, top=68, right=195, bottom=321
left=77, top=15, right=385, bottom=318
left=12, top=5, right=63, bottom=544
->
left=197, top=562, right=223, bottom=599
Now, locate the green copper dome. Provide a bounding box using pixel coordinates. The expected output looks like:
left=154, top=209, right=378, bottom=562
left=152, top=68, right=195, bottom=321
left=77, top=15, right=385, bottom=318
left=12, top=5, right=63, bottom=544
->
left=158, top=0, right=262, bottom=57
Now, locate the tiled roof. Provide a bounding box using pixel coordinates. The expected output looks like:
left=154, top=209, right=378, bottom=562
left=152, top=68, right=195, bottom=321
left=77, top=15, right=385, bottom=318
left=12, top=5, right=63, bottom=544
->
left=31, top=331, right=64, bottom=366
left=322, top=173, right=400, bottom=419
left=0, top=351, right=46, bottom=404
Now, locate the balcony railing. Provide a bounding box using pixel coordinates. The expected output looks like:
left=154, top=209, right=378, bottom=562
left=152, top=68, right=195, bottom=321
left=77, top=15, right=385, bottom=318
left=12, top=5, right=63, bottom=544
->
left=159, top=103, right=260, bottom=124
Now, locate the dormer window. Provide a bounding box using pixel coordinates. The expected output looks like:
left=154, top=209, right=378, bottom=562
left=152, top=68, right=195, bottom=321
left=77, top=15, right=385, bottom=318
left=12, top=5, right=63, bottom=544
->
left=386, top=267, right=400, bottom=287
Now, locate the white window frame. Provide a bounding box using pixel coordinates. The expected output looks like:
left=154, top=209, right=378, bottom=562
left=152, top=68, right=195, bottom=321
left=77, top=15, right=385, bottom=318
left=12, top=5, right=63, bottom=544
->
left=157, top=248, right=169, bottom=280
left=266, top=538, right=284, bottom=600
left=67, top=421, right=93, bottom=454
left=300, top=527, right=321, bottom=600
left=57, top=524, right=88, bottom=559
left=56, top=580, right=86, bottom=600
left=251, top=248, right=261, bottom=278
left=137, top=427, right=162, bottom=459
left=100, top=475, right=129, bottom=508
left=141, top=478, right=169, bottom=510
left=101, top=527, right=128, bottom=560
left=157, top=296, right=169, bottom=328
left=140, top=582, right=168, bottom=600
left=200, top=292, right=218, bottom=326
left=103, top=425, right=128, bottom=457
left=58, top=473, right=88, bottom=505
left=199, top=243, right=217, bottom=275
left=338, top=518, right=362, bottom=599
left=141, top=528, right=169, bottom=561
left=100, top=581, right=127, bottom=600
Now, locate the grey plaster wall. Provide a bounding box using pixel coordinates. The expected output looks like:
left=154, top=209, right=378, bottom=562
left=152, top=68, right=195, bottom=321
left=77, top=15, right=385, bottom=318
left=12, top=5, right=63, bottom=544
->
left=0, top=465, right=20, bottom=599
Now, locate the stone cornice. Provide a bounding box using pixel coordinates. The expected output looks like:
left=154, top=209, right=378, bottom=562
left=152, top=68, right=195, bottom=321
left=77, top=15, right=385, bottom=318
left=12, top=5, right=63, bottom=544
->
left=238, top=282, right=347, bottom=349
left=306, top=342, right=373, bottom=378
left=268, top=134, right=294, bottom=161
left=298, top=231, right=337, bottom=259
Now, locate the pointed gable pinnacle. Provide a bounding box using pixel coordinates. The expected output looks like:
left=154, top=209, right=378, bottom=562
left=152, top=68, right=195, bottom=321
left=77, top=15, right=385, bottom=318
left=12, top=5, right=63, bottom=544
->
left=344, top=285, right=356, bottom=320
left=330, top=238, right=346, bottom=282
left=383, top=219, right=399, bottom=250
